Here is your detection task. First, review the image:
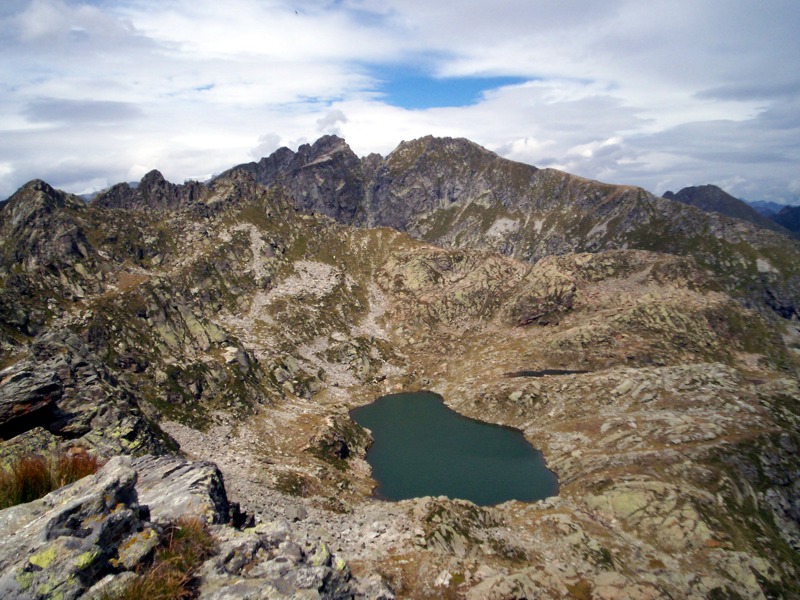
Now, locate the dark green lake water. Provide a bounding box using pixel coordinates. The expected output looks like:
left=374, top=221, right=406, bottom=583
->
left=350, top=391, right=558, bottom=506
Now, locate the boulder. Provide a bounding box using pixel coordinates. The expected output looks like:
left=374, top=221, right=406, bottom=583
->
left=131, top=454, right=232, bottom=525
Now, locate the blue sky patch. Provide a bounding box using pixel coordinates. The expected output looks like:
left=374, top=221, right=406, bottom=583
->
left=371, top=67, right=528, bottom=109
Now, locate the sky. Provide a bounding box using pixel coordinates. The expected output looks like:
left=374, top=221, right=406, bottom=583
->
left=1, top=0, right=799, bottom=204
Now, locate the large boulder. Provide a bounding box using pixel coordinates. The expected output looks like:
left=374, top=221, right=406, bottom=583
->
left=131, top=454, right=232, bottom=525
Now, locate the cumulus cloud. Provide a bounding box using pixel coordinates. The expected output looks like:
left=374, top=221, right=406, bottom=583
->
left=250, top=133, right=282, bottom=160
left=0, top=0, right=798, bottom=205
left=317, top=110, right=348, bottom=135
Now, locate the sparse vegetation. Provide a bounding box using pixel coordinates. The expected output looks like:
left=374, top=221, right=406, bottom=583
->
left=0, top=451, right=100, bottom=509
left=273, top=470, right=312, bottom=497
left=104, top=516, right=216, bottom=600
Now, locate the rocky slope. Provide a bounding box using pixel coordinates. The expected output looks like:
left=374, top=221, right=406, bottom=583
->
left=0, top=140, right=799, bottom=598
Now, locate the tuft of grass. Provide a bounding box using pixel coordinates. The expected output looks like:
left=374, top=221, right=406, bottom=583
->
left=53, top=452, right=101, bottom=488
left=108, top=517, right=216, bottom=600
left=0, top=451, right=101, bottom=509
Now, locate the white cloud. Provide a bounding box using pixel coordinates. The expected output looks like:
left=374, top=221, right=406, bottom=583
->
left=317, top=110, right=348, bottom=135
left=0, top=0, right=798, bottom=206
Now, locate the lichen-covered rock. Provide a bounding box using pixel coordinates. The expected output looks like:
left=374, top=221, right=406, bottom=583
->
left=131, top=454, right=233, bottom=525
left=198, top=525, right=355, bottom=600
left=0, top=456, right=150, bottom=599
left=0, top=454, right=365, bottom=599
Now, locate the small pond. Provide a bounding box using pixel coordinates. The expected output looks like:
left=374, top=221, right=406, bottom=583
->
left=350, top=391, right=558, bottom=506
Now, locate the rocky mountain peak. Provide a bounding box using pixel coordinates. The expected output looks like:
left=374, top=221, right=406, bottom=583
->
left=393, top=134, right=495, bottom=155
left=92, top=169, right=202, bottom=211
left=296, top=134, right=351, bottom=157
left=0, top=179, right=78, bottom=234
left=386, top=135, right=503, bottom=171
left=139, top=168, right=168, bottom=189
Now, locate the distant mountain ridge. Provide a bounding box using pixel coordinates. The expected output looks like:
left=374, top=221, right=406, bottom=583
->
left=773, top=205, right=800, bottom=234
left=662, top=184, right=792, bottom=236
left=2, top=138, right=800, bottom=598
left=663, top=185, right=800, bottom=238
left=747, top=199, right=791, bottom=216
left=220, top=134, right=800, bottom=319
left=8, top=134, right=799, bottom=319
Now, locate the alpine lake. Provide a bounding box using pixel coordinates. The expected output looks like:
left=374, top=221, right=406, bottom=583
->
left=350, top=391, right=558, bottom=506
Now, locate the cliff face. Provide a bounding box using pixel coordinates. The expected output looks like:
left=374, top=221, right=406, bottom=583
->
left=223, top=135, right=367, bottom=223
left=1, top=138, right=799, bottom=598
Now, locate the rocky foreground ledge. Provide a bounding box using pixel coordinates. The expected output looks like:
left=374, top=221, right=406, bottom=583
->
left=0, top=455, right=389, bottom=599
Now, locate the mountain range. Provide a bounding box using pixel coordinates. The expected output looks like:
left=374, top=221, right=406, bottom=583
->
left=0, top=135, right=799, bottom=599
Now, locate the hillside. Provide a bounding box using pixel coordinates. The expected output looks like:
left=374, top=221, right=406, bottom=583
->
left=0, top=139, right=799, bottom=598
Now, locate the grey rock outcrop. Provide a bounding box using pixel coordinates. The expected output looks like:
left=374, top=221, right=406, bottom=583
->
left=0, top=456, right=150, bottom=599
left=198, top=526, right=355, bottom=600
left=131, top=454, right=233, bottom=525
left=0, top=455, right=360, bottom=599
left=92, top=170, right=203, bottom=212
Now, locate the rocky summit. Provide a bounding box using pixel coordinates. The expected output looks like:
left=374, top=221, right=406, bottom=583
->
left=0, top=136, right=799, bottom=599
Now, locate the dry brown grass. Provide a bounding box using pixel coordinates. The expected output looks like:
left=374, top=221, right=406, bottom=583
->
left=0, top=451, right=100, bottom=509
left=117, top=272, right=150, bottom=291
left=108, top=516, right=216, bottom=600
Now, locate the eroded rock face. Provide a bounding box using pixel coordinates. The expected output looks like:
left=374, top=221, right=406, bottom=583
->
left=0, top=331, right=172, bottom=458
